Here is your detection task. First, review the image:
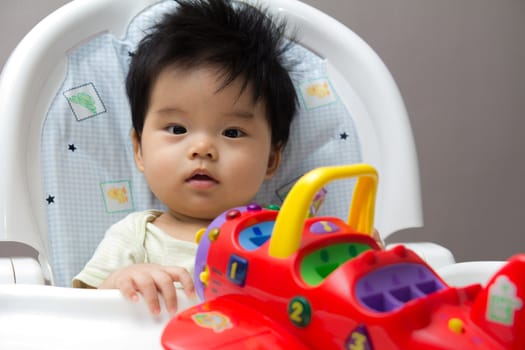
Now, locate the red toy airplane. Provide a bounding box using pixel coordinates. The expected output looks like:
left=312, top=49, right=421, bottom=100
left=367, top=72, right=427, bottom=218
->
left=161, top=164, right=525, bottom=349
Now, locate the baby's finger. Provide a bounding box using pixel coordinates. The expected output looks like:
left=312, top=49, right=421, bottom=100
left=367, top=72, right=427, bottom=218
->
left=152, top=271, right=179, bottom=314
left=134, top=275, right=162, bottom=315
left=166, top=266, right=195, bottom=297
left=116, top=278, right=140, bottom=302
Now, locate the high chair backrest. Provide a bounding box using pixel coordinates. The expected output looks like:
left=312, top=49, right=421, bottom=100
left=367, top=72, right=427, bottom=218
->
left=0, top=0, right=422, bottom=286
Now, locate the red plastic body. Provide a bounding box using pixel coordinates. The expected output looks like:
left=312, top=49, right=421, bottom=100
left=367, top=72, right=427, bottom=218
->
left=162, top=206, right=525, bottom=349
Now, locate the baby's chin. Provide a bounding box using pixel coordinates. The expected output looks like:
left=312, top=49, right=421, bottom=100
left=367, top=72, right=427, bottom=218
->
left=177, top=208, right=229, bottom=223
left=175, top=200, right=255, bottom=224
left=197, top=204, right=249, bottom=220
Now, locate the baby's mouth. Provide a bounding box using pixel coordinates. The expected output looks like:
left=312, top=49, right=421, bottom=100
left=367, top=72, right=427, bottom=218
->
left=186, top=171, right=219, bottom=187
left=189, top=174, right=217, bottom=182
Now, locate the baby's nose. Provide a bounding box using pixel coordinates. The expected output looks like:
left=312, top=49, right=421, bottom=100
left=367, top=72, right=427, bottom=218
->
left=188, top=138, right=218, bottom=160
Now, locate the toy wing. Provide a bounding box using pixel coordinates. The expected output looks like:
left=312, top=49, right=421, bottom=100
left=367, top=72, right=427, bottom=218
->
left=161, top=296, right=309, bottom=350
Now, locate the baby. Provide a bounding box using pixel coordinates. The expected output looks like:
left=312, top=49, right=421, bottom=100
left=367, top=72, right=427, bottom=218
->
left=73, top=0, right=298, bottom=315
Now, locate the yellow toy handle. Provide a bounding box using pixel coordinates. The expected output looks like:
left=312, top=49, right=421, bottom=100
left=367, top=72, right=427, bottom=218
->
left=268, top=164, right=378, bottom=259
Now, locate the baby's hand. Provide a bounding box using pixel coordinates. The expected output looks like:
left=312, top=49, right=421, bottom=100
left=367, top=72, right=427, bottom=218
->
left=99, top=263, right=194, bottom=315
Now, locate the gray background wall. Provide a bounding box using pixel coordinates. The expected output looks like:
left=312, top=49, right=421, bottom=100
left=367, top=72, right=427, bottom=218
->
left=1, top=0, right=524, bottom=262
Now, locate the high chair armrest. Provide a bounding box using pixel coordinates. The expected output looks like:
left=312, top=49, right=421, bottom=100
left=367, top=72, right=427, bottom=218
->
left=0, top=257, right=46, bottom=285
left=0, top=259, right=14, bottom=283
left=437, top=260, right=505, bottom=287
left=386, top=242, right=456, bottom=270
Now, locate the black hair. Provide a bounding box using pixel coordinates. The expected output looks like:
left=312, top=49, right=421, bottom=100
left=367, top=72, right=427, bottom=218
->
left=126, top=0, right=298, bottom=148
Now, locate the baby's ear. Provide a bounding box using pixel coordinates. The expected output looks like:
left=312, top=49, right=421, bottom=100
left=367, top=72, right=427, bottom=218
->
left=265, top=144, right=282, bottom=179
left=131, top=129, right=144, bottom=172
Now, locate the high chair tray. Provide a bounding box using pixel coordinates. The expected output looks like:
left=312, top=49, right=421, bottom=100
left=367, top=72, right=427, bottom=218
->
left=0, top=284, right=197, bottom=349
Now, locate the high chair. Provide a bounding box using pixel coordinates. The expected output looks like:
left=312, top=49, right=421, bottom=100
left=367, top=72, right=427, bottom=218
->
left=0, top=0, right=503, bottom=348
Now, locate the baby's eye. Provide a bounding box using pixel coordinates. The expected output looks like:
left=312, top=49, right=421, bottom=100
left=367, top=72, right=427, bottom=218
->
left=167, top=125, right=187, bottom=135
left=223, top=128, right=245, bottom=138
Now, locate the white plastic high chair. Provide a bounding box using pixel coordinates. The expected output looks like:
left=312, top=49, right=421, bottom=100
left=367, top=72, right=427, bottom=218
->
left=0, top=0, right=501, bottom=348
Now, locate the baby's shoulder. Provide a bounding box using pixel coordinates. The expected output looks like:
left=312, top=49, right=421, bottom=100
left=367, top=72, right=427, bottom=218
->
left=108, top=209, right=163, bottom=234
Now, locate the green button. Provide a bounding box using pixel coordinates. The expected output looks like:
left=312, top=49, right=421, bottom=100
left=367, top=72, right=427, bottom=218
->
left=288, top=296, right=311, bottom=327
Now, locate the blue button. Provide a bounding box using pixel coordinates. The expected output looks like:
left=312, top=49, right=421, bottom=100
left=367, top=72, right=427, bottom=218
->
left=227, top=255, right=249, bottom=286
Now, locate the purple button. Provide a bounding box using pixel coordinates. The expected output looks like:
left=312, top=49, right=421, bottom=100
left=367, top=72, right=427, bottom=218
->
left=247, top=203, right=262, bottom=211
left=310, top=220, right=340, bottom=234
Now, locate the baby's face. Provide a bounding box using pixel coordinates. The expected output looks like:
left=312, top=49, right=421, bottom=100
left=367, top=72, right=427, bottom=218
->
left=133, top=65, right=279, bottom=221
